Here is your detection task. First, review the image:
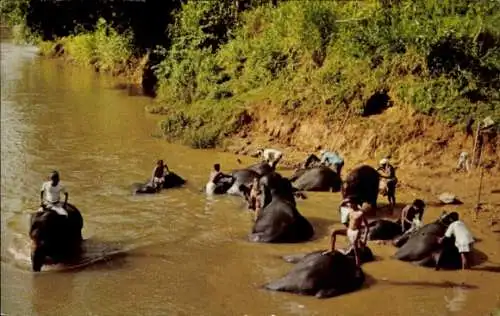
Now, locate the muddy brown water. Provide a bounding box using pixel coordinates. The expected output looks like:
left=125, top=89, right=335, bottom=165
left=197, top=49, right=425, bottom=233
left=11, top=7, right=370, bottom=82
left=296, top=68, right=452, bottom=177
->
left=1, top=36, right=500, bottom=315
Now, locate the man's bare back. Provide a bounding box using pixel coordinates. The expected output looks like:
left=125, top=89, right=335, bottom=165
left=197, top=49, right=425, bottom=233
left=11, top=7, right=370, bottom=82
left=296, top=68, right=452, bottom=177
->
left=348, top=209, right=365, bottom=231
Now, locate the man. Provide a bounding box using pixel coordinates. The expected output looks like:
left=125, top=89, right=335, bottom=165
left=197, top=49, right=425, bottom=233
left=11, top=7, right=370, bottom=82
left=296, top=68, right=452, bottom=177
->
left=257, top=148, right=283, bottom=169
left=377, top=158, right=397, bottom=210
left=437, top=212, right=474, bottom=270
left=151, top=160, right=170, bottom=191
left=205, top=163, right=233, bottom=195
left=248, top=177, right=263, bottom=220
left=325, top=199, right=369, bottom=268
left=320, top=149, right=344, bottom=176
left=399, top=199, right=425, bottom=233
left=456, top=151, right=470, bottom=173
left=40, top=171, right=69, bottom=216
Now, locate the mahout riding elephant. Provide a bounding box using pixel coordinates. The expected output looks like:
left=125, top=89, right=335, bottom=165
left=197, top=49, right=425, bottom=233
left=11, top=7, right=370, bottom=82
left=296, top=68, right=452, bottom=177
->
left=132, top=172, right=186, bottom=194
left=29, top=203, right=83, bottom=272
left=248, top=182, right=313, bottom=243
left=393, top=212, right=462, bottom=269
left=264, top=250, right=366, bottom=298
left=342, top=165, right=380, bottom=208
left=289, top=166, right=342, bottom=192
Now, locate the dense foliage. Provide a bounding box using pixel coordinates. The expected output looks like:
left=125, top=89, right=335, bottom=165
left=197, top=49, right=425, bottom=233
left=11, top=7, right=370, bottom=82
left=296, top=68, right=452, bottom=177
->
left=2, top=0, right=499, bottom=148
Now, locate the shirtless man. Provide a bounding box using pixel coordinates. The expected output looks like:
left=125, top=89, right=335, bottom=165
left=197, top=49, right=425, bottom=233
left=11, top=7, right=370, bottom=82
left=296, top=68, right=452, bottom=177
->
left=324, top=200, right=370, bottom=267
left=399, top=199, right=425, bottom=233
left=205, top=163, right=232, bottom=195
left=377, top=158, right=397, bottom=211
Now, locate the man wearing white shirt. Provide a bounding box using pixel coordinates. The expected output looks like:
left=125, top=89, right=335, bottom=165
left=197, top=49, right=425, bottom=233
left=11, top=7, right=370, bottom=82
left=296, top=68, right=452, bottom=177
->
left=257, top=148, right=283, bottom=169
left=437, top=212, right=475, bottom=270
left=40, top=171, right=69, bottom=216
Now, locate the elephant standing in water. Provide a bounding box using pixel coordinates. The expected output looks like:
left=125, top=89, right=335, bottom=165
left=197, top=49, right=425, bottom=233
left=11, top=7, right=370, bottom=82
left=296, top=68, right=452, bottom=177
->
left=29, top=203, right=83, bottom=272
left=248, top=175, right=314, bottom=243
left=393, top=212, right=463, bottom=269
left=265, top=250, right=367, bottom=298
left=289, top=166, right=342, bottom=192
left=133, top=172, right=186, bottom=194
left=342, top=165, right=380, bottom=208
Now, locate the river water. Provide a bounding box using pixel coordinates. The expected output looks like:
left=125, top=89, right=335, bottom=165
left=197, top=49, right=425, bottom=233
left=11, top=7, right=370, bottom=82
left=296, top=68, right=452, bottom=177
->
left=1, top=35, right=499, bottom=315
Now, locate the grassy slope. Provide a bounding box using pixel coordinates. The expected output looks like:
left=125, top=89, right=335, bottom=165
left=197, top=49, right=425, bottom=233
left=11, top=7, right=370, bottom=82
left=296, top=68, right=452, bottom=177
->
left=150, top=0, right=499, bottom=159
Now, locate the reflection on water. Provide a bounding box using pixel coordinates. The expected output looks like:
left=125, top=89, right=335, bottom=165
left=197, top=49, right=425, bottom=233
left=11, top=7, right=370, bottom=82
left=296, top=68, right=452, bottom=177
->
left=1, top=39, right=500, bottom=316
left=445, top=285, right=470, bottom=313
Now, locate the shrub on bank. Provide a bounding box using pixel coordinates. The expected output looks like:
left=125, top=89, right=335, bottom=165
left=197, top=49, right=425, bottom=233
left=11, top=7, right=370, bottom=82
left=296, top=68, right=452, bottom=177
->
left=153, top=0, right=499, bottom=147
left=39, top=18, right=134, bottom=75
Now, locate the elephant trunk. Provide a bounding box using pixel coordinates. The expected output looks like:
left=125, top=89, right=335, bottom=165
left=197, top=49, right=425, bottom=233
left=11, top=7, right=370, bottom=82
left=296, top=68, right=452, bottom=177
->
left=31, top=242, right=45, bottom=272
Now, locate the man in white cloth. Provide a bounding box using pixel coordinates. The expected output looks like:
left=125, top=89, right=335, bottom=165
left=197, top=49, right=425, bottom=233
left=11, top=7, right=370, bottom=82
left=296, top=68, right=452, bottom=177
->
left=456, top=151, right=470, bottom=173
left=40, top=171, right=69, bottom=216
left=437, top=212, right=475, bottom=270
left=257, top=148, right=283, bottom=169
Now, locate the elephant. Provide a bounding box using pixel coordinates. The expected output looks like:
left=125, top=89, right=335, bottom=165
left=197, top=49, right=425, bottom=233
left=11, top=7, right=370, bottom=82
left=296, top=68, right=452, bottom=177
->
left=133, top=172, right=186, bottom=194
left=367, top=219, right=403, bottom=241
left=248, top=182, right=314, bottom=243
left=342, top=165, right=380, bottom=208
left=29, top=203, right=83, bottom=272
left=245, top=161, right=274, bottom=176
left=264, top=250, right=366, bottom=298
left=393, top=212, right=462, bottom=269
left=289, top=166, right=342, bottom=192
left=282, top=246, right=375, bottom=265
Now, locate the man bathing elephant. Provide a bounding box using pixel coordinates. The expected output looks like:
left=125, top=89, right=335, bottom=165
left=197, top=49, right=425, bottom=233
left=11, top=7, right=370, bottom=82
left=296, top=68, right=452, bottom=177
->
left=394, top=211, right=474, bottom=270
left=377, top=158, right=397, bottom=210
left=325, top=200, right=370, bottom=268
left=366, top=199, right=425, bottom=242
left=319, top=150, right=344, bottom=176
left=437, top=212, right=475, bottom=270
left=40, top=171, right=69, bottom=216
left=256, top=148, right=283, bottom=169
left=205, top=163, right=234, bottom=195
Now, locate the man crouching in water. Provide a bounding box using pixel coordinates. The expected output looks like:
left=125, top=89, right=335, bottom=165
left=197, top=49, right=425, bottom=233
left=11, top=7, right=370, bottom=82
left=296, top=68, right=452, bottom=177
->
left=323, top=199, right=370, bottom=268
left=151, top=159, right=170, bottom=192
left=40, top=171, right=69, bottom=216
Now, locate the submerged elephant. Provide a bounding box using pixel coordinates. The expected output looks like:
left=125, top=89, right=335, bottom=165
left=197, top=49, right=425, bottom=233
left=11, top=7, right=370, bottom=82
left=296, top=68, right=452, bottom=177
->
left=265, top=250, right=366, bottom=298
left=367, top=219, right=403, bottom=241
left=282, top=246, right=375, bottom=265
left=289, top=166, right=342, bottom=192
left=249, top=182, right=313, bottom=243
left=342, top=165, right=380, bottom=208
left=29, top=203, right=84, bottom=272
left=133, top=172, right=186, bottom=194
left=393, top=213, right=462, bottom=269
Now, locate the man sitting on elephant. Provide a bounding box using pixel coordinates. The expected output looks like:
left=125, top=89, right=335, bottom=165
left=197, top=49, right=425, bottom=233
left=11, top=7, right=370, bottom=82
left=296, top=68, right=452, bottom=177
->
left=151, top=159, right=170, bottom=190
left=40, top=171, right=69, bottom=216
left=257, top=148, right=283, bottom=170
left=320, top=150, right=344, bottom=176
left=324, top=200, right=370, bottom=268
left=399, top=199, right=425, bottom=233
left=377, top=158, right=397, bottom=210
